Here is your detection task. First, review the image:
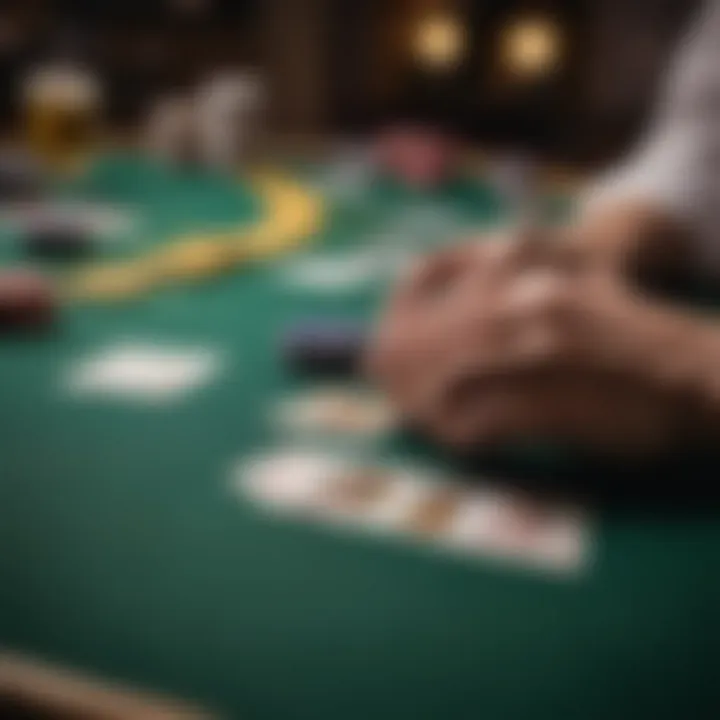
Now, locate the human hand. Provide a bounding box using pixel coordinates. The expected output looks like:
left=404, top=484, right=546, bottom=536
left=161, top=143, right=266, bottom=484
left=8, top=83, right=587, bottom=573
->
left=367, top=232, right=690, bottom=453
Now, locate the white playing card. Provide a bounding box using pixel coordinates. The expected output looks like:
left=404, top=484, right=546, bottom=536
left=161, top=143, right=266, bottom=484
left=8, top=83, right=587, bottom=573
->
left=0, top=201, right=137, bottom=242
left=233, top=450, right=593, bottom=576
left=445, top=486, right=591, bottom=573
left=279, top=250, right=380, bottom=293
left=66, top=342, right=222, bottom=404
left=272, top=386, right=396, bottom=439
left=233, top=449, right=351, bottom=514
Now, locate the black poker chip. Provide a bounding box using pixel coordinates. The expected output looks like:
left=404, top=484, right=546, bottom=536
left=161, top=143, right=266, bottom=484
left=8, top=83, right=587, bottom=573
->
left=281, top=320, right=367, bottom=377
left=21, top=214, right=95, bottom=261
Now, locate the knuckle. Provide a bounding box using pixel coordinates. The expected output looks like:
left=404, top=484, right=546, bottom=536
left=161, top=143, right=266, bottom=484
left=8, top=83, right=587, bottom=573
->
left=530, top=276, right=575, bottom=324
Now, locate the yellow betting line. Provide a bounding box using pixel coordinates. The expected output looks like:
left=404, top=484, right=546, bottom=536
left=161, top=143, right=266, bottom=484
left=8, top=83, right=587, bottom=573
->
left=62, top=169, right=326, bottom=304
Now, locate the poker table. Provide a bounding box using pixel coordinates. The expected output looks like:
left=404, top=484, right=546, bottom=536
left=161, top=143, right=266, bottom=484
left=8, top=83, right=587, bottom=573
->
left=0, top=154, right=719, bottom=720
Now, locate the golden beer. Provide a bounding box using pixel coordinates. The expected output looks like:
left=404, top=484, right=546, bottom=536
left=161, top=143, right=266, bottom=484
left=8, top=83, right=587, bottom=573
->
left=22, top=65, right=102, bottom=171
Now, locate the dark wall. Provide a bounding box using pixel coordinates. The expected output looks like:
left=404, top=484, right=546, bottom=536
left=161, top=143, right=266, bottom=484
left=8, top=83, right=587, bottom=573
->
left=324, top=0, right=701, bottom=163
left=0, top=0, right=261, bottom=130
left=0, top=0, right=705, bottom=163
left=581, top=0, right=699, bottom=162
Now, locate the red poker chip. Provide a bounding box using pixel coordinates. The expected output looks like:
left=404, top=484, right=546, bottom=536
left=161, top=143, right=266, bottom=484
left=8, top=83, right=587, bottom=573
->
left=375, top=124, right=459, bottom=190
left=0, top=270, right=56, bottom=331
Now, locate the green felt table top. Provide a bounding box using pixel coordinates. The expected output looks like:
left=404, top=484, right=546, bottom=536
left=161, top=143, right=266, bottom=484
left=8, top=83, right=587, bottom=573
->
left=0, top=156, right=718, bottom=720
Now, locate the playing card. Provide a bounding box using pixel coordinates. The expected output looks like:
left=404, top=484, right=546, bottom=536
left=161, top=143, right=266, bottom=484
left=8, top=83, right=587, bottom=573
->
left=279, top=250, right=380, bottom=293
left=0, top=201, right=137, bottom=241
left=66, top=342, right=222, bottom=403
left=311, top=464, right=397, bottom=526
left=233, top=450, right=592, bottom=575
left=272, top=387, right=396, bottom=439
left=445, top=486, right=591, bottom=572
left=233, top=448, right=351, bottom=514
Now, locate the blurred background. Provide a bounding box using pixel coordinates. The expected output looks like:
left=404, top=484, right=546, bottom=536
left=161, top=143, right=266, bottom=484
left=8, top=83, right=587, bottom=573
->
left=2, top=3, right=720, bottom=718
left=0, top=0, right=702, bottom=167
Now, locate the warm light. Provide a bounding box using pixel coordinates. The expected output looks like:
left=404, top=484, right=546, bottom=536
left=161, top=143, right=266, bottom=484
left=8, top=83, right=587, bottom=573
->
left=413, top=14, right=466, bottom=71
left=501, top=16, right=562, bottom=79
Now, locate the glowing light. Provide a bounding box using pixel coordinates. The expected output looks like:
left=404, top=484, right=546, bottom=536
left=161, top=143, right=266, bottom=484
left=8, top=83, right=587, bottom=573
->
left=413, top=14, right=466, bottom=71
left=501, top=16, right=562, bottom=79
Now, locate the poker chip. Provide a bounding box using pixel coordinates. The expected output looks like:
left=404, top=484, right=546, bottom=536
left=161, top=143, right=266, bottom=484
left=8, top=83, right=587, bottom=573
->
left=51, top=169, right=325, bottom=306
left=150, top=237, right=238, bottom=282
left=281, top=320, right=367, bottom=377
left=65, top=261, right=157, bottom=302
left=0, top=268, right=56, bottom=332
left=22, top=214, right=94, bottom=261
left=374, top=123, right=459, bottom=190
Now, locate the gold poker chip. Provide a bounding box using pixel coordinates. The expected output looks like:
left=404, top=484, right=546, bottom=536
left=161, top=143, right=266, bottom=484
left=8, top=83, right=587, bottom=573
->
left=63, top=171, right=325, bottom=304
left=64, top=260, right=158, bottom=302
left=149, top=236, right=238, bottom=281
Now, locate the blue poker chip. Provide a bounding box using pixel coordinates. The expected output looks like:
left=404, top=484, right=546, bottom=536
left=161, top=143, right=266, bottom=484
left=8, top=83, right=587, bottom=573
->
left=281, top=320, right=367, bottom=376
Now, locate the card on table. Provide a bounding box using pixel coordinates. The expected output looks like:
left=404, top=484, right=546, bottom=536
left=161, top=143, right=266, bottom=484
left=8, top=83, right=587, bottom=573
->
left=272, top=386, right=396, bottom=440
left=66, top=341, right=223, bottom=404
left=278, top=250, right=380, bottom=293
left=231, top=448, right=592, bottom=575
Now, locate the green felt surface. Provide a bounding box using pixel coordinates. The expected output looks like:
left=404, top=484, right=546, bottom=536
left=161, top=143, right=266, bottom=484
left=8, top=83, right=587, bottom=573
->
left=0, top=153, right=261, bottom=266
left=0, top=157, right=719, bottom=720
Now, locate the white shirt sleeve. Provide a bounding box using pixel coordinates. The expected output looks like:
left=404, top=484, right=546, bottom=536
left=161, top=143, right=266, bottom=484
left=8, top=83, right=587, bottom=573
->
left=584, top=0, right=720, bottom=273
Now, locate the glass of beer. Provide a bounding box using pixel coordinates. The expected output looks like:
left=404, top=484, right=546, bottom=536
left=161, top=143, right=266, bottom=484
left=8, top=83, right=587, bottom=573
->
left=22, top=64, right=102, bottom=173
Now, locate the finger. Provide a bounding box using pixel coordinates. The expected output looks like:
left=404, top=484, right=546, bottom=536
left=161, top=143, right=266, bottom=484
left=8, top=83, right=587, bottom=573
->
left=368, top=244, right=480, bottom=381
left=479, top=229, right=591, bottom=284
left=429, top=372, right=577, bottom=446
left=395, top=244, right=477, bottom=306
left=486, top=228, right=550, bottom=272
left=422, top=390, right=540, bottom=447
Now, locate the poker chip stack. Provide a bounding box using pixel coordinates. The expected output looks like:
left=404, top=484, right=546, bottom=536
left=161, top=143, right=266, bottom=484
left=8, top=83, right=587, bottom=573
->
left=281, top=320, right=367, bottom=377
left=0, top=269, right=56, bottom=332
